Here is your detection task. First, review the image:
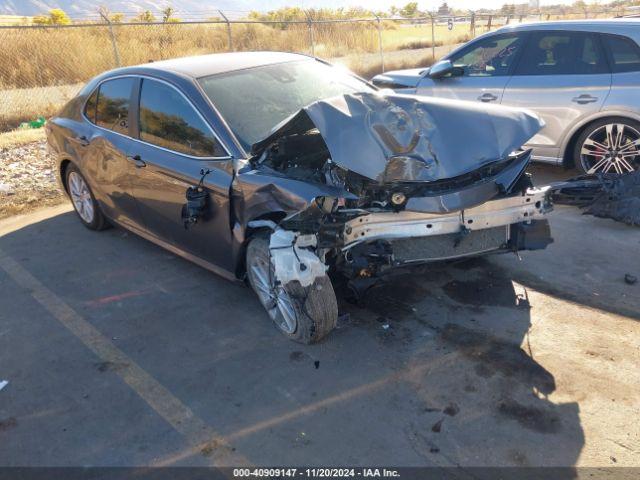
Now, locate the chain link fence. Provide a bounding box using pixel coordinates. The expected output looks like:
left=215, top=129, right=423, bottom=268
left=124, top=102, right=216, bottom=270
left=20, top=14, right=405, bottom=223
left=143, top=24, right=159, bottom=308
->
left=0, top=8, right=627, bottom=132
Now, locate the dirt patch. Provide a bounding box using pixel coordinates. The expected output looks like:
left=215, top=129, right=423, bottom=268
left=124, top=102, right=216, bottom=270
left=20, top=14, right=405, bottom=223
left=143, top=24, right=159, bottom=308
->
left=0, top=417, right=17, bottom=432
left=441, top=323, right=556, bottom=394
left=497, top=398, right=561, bottom=434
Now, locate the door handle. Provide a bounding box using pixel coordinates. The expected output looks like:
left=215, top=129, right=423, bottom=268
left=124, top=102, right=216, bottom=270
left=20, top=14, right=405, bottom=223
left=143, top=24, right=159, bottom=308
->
left=478, top=93, right=498, bottom=102
left=126, top=155, right=146, bottom=168
left=572, top=94, right=598, bottom=104
left=76, top=135, right=90, bottom=146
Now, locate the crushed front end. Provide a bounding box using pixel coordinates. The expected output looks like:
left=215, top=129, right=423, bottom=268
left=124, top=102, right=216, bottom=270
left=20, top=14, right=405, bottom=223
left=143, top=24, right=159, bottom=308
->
left=232, top=92, right=553, bottom=295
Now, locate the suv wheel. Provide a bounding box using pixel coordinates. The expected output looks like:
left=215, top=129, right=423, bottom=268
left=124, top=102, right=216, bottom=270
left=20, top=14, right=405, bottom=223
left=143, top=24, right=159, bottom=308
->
left=574, top=118, right=640, bottom=174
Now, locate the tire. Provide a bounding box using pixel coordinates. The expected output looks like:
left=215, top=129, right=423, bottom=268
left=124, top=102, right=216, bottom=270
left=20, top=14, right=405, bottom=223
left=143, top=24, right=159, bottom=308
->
left=246, top=234, right=338, bottom=344
left=573, top=117, right=640, bottom=174
left=65, top=164, right=109, bottom=231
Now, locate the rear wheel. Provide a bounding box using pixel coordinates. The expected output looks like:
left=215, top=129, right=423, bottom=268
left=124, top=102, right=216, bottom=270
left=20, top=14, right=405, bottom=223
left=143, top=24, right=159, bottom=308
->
left=246, top=234, right=337, bottom=344
left=65, top=164, right=109, bottom=230
left=574, top=118, right=640, bottom=174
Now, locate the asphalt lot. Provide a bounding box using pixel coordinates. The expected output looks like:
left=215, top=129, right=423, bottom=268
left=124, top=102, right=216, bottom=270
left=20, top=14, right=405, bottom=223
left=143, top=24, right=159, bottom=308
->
left=0, top=164, right=638, bottom=468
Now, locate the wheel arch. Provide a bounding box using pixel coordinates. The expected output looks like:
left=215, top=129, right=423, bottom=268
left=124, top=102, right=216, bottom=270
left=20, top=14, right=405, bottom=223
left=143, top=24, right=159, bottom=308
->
left=234, top=210, right=288, bottom=279
left=59, top=158, right=74, bottom=195
left=561, top=110, right=640, bottom=168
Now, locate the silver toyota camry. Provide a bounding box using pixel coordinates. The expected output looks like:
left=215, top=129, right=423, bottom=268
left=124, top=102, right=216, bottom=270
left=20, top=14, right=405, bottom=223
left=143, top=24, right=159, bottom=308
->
left=372, top=20, right=640, bottom=174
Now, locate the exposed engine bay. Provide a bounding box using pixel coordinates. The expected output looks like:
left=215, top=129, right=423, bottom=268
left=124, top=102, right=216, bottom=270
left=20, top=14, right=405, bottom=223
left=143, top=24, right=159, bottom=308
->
left=232, top=92, right=554, bottom=298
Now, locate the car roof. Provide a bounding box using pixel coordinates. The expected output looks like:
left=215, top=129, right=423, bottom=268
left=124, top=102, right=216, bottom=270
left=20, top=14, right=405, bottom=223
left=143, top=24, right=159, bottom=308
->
left=118, top=51, right=313, bottom=79
left=496, top=18, right=640, bottom=34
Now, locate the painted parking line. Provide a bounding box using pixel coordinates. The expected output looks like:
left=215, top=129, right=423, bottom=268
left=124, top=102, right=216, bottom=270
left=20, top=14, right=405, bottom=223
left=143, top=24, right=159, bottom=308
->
left=0, top=248, right=248, bottom=466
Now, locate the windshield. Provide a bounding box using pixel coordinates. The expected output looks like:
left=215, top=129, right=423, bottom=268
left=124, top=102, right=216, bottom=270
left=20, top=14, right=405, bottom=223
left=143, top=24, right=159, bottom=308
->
left=198, top=59, right=373, bottom=151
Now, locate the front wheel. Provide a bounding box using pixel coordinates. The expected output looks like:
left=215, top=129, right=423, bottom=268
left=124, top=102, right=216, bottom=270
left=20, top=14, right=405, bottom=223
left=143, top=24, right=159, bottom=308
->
left=574, top=118, right=640, bottom=174
left=246, top=235, right=338, bottom=344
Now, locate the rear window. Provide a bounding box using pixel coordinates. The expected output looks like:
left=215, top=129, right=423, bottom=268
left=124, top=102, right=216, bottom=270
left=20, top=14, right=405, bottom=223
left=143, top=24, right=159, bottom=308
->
left=95, top=77, right=134, bottom=135
left=84, top=89, right=98, bottom=123
left=603, top=34, right=640, bottom=73
left=515, top=31, right=607, bottom=76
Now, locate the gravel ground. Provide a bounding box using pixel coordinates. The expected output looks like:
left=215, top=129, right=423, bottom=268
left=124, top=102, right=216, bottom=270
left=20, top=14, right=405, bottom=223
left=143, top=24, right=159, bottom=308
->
left=0, top=140, right=65, bottom=219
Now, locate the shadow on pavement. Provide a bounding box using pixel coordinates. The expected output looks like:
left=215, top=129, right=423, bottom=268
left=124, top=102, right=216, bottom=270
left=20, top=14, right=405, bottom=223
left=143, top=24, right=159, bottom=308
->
left=0, top=200, right=588, bottom=469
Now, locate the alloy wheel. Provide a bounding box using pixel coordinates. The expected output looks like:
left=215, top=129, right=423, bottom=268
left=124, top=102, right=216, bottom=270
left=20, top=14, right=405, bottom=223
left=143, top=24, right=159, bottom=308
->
left=68, top=171, right=95, bottom=224
left=580, top=123, right=640, bottom=174
left=248, top=252, right=298, bottom=334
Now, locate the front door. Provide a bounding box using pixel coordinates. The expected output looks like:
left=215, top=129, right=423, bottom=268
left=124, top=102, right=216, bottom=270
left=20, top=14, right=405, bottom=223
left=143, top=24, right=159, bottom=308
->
left=417, top=32, right=526, bottom=103
left=127, top=77, right=235, bottom=272
left=502, top=31, right=612, bottom=159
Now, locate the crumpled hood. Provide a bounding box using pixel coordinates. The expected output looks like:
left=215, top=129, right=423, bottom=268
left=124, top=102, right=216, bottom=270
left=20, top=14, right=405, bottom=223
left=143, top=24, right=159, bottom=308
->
left=252, top=91, right=544, bottom=183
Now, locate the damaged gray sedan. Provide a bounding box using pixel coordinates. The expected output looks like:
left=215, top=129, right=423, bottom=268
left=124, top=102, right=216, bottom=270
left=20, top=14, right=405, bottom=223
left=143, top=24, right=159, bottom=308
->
left=47, top=52, right=553, bottom=343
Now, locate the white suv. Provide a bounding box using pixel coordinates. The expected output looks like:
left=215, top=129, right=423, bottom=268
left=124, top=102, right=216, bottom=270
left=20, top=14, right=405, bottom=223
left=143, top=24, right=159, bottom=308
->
left=373, top=20, right=640, bottom=174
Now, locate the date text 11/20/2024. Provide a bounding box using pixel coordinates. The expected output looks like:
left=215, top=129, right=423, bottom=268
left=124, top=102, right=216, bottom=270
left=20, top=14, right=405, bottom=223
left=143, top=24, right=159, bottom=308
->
left=233, top=468, right=401, bottom=478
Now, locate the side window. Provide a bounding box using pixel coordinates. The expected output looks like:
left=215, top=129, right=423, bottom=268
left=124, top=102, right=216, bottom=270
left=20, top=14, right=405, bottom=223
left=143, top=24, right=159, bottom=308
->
left=449, top=34, right=524, bottom=77
left=84, top=89, right=98, bottom=123
left=95, top=77, right=134, bottom=135
left=138, top=79, right=226, bottom=157
left=515, top=32, right=607, bottom=75
left=603, top=34, right=640, bottom=73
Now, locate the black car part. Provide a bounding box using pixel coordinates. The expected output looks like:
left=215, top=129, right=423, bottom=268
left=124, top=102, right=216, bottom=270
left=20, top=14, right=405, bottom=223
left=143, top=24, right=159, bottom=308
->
left=182, top=169, right=211, bottom=229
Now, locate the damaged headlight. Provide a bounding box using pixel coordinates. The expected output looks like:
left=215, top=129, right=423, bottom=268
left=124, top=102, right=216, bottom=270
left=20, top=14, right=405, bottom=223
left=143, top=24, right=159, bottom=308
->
left=383, top=155, right=436, bottom=183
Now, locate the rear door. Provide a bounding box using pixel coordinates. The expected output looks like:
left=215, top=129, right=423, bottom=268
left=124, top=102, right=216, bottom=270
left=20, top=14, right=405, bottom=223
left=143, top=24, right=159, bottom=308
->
left=501, top=30, right=612, bottom=159
left=82, top=77, right=143, bottom=229
left=417, top=32, right=526, bottom=103
left=127, top=77, right=236, bottom=272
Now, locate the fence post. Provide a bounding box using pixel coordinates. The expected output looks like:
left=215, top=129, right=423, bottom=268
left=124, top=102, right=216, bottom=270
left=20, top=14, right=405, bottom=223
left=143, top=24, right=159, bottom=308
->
left=218, top=10, right=233, bottom=52
left=429, top=13, right=435, bottom=61
left=470, top=12, right=475, bottom=36
left=99, top=11, right=121, bottom=67
left=374, top=14, right=384, bottom=73
left=304, top=11, right=315, bottom=56
left=487, top=15, right=492, bottom=31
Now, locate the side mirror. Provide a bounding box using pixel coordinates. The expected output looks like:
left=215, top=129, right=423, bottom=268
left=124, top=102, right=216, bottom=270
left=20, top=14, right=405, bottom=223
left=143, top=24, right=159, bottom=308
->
left=428, top=59, right=463, bottom=79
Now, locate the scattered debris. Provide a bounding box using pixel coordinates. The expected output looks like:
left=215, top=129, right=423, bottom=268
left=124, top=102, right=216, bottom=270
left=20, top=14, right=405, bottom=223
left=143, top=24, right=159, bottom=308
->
left=19, top=116, right=46, bottom=130
left=431, top=419, right=444, bottom=433
left=443, top=403, right=459, bottom=417
left=94, top=361, right=128, bottom=373
left=314, top=360, right=320, bottom=369
left=430, top=447, right=440, bottom=454
left=0, top=380, right=7, bottom=392
left=382, top=323, right=390, bottom=330
left=552, top=171, right=640, bottom=226
left=610, top=456, right=617, bottom=463
left=624, top=274, right=637, bottom=285
left=0, top=140, right=63, bottom=218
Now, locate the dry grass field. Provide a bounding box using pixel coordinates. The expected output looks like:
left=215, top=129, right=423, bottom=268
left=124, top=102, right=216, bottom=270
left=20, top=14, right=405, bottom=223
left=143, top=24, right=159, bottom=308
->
left=0, top=20, right=477, bottom=131
left=0, top=12, right=616, bottom=131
